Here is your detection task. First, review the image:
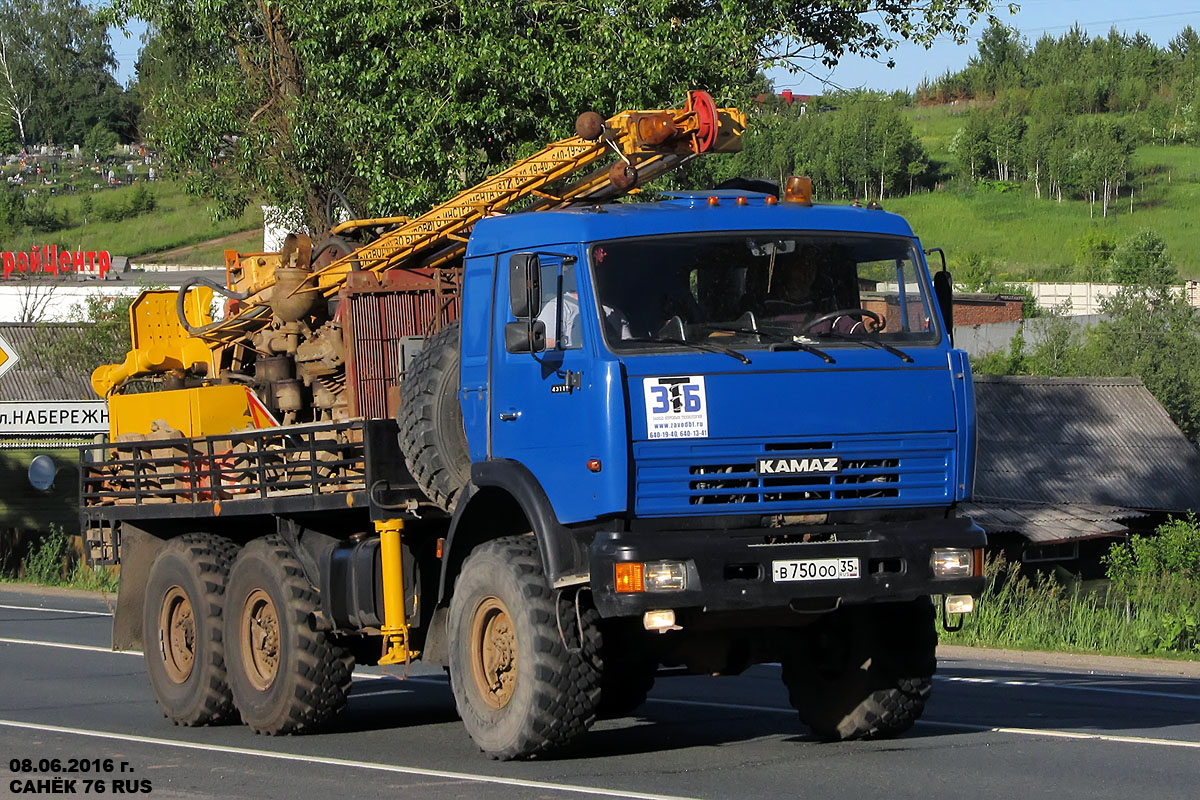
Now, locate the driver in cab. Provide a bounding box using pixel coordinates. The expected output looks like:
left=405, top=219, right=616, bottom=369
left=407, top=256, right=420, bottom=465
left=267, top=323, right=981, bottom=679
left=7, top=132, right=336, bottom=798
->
left=763, top=255, right=884, bottom=336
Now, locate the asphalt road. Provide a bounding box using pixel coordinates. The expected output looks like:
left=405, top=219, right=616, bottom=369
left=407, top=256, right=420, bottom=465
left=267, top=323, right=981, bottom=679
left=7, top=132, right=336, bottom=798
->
left=2, top=584, right=1198, bottom=800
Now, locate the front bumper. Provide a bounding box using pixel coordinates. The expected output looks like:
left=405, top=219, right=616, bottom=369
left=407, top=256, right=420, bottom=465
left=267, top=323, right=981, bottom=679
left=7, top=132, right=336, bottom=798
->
left=589, top=516, right=986, bottom=618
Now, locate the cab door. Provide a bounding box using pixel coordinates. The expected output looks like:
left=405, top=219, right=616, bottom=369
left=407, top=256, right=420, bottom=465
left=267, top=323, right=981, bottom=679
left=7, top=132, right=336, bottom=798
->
left=489, top=253, right=621, bottom=523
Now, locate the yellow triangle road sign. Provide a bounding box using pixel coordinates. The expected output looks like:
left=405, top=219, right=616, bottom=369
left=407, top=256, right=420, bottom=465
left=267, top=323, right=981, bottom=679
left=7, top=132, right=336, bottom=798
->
left=0, top=332, right=20, bottom=380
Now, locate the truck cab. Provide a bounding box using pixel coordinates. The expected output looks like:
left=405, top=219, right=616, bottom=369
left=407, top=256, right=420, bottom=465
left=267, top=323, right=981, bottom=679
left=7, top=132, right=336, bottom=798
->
left=455, top=190, right=983, bottom=630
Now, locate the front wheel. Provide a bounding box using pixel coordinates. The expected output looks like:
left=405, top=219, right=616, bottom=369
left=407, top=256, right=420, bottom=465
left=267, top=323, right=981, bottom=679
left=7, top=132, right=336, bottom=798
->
left=224, top=536, right=353, bottom=734
left=448, top=536, right=601, bottom=759
left=781, top=597, right=937, bottom=741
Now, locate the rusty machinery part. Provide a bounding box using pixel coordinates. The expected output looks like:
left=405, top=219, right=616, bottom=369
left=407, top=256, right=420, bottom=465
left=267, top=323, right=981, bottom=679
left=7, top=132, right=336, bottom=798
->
left=271, top=266, right=320, bottom=323
left=686, top=89, right=719, bottom=154
left=176, top=277, right=255, bottom=336
left=575, top=111, right=605, bottom=141
left=277, top=232, right=313, bottom=270
left=311, top=236, right=356, bottom=271
left=608, top=162, right=638, bottom=192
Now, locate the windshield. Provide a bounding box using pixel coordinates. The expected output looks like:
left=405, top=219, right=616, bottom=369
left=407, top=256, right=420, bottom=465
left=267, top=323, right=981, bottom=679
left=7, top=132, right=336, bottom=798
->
left=589, top=232, right=939, bottom=352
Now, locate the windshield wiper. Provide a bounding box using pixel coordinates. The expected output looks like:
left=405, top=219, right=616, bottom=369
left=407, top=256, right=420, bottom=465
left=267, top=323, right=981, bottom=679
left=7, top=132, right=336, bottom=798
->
left=696, top=325, right=832, bottom=364
left=623, top=336, right=752, bottom=364
left=768, top=338, right=836, bottom=364
left=815, top=331, right=914, bottom=363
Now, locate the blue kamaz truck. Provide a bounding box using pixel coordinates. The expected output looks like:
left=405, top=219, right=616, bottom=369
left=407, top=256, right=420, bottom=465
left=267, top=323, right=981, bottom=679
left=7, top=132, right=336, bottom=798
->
left=82, top=99, right=984, bottom=760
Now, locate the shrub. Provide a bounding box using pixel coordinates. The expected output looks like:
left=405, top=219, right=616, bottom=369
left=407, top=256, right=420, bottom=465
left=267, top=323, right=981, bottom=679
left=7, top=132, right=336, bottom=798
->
left=21, top=525, right=68, bottom=585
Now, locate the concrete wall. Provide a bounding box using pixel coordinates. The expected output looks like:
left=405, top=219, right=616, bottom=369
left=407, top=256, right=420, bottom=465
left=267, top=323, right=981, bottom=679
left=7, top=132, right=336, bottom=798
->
left=1010, top=281, right=1200, bottom=315
left=954, top=314, right=1105, bottom=358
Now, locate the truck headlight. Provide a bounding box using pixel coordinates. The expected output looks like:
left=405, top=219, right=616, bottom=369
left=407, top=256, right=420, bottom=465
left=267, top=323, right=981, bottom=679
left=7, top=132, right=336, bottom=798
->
left=931, top=548, right=974, bottom=578
left=644, top=561, right=687, bottom=592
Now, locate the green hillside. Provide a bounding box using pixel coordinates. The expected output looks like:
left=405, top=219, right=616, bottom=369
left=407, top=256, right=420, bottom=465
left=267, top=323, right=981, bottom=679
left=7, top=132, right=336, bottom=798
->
left=1, top=176, right=261, bottom=265
left=894, top=107, right=1200, bottom=279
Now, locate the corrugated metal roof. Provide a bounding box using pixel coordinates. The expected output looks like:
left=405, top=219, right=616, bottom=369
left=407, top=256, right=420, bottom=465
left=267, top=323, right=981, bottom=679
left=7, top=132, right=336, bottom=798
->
left=974, top=375, right=1200, bottom=512
left=0, top=323, right=96, bottom=401
left=960, top=501, right=1145, bottom=543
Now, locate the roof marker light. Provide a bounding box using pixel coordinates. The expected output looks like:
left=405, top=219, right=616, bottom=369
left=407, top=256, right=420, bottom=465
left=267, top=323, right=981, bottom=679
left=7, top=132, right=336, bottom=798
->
left=707, top=196, right=720, bottom=206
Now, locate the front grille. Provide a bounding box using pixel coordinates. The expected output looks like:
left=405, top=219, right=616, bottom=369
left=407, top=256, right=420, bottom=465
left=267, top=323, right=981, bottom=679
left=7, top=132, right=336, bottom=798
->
left=635, top=434, right=953, bottom=516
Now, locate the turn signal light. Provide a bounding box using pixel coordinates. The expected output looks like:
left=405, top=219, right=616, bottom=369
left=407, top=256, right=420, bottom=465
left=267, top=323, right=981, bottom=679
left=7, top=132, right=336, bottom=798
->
left=784, top=176, right=813, bottom=206
left=615, top=562, right=644, bottom=593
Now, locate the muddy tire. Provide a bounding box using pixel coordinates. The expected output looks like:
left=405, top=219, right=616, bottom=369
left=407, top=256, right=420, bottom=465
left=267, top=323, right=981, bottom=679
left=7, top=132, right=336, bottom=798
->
left=143, top=533, right=241, bottom=726
left=448, top=536, right=601, bottom=759
left=398, top=321, right=470, bottom=512
left=224, top=535, right=353, bottom=734
left=782, top=597, right=936, bottom=741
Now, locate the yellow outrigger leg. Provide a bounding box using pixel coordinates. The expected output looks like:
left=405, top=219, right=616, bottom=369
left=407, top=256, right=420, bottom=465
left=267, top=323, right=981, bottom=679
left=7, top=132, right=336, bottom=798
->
left=376, top=518, right=420, bottom=666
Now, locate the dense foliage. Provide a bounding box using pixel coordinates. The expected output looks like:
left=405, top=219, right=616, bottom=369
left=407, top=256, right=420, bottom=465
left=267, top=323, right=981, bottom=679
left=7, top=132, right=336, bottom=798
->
left=108, top=0, right=1000, bottom=232
left=685, top=92, right=932, bottom=199
left=0, top=0, right=137, bottom=147
left=919, top=22, right=1200, bottom=118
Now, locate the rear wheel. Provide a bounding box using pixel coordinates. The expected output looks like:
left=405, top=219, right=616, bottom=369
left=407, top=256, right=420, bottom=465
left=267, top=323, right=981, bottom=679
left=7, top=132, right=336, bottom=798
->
left=448, top=536, right=601, bottom=759
left=224, top=535, right=353, bottom=734
left=143, top=533, right=240, bottom=726
left=781, top=597, right=936, bottom=741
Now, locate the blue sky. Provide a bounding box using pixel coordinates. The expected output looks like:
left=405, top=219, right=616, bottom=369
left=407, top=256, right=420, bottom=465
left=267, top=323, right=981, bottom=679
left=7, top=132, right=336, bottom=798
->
left=768, top=2, right=1200, bottom=94
left=109, top=3, right=1200, bottom=90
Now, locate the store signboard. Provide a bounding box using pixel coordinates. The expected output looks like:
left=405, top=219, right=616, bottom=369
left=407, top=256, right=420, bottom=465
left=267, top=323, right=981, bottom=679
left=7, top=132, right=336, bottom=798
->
left=2, top=247, right=112, bottom=279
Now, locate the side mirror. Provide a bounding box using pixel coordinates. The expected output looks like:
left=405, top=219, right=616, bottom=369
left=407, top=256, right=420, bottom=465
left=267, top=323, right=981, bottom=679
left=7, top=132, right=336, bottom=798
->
left=934, top=269, right=954, bottom=344
left=509, top=253, right=541, bottom=318
left=505, top=319, right=546, bottom=354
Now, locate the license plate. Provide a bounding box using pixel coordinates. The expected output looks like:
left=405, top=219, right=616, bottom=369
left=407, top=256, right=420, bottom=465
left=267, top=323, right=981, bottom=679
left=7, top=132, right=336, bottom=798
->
left=772, top=557, right=860, bottom=582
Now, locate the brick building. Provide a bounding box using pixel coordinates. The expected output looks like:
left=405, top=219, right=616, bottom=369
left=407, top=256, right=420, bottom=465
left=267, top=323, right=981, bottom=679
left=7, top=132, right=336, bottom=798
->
left=860, top=290, right=1024, bottom=329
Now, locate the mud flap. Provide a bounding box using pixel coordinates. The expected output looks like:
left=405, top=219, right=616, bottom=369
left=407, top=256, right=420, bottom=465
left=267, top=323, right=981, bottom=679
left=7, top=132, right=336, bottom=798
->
left=111, top=523, right=165, bottom=652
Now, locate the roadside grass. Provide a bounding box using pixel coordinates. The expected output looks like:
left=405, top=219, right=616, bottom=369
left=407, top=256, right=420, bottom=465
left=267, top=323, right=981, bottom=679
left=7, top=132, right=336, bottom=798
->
left=3, top=525, right=119, bottom=594
left=942, top=553, right=1200, bottom=660
left=4, top=180, right=261, bottom=262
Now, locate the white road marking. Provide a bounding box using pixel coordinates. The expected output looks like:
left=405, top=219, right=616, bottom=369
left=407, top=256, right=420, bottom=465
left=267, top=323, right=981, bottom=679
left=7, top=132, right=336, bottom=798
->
left=937, top=674, right=1200, bottom=702
left=0, top=604, right=111, bottom=616
left=918, top=719, right=1200, bottom=750
left=0, top=637, right=137, bottom=655
left=0, top=719, right=699, bottom=800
